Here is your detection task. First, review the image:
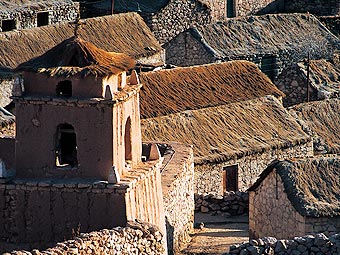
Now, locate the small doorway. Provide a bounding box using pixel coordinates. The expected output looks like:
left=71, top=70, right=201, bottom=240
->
left=1, top=19, right=16, bottom=32
left=124, top=117, right=132, bottom=161
left=223, top=165, right=238, bottom=191
left=56, top=124, right=78, bottom=167
left=226, top=0, right=235, bottom=18
left=261, top=56, right=276, bottom=80
left=37, top=12, right=49, bottom=27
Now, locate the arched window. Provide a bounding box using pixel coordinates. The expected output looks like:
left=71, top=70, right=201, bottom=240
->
left=124, top=117, right=132, bottom=161
left=56, top=80, right=72, bottom=97
left=55, top=124, right=78, bottom=168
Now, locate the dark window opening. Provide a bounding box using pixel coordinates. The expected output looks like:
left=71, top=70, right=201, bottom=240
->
left=56, top=80, right=72, bottom=97
left=227, top=0, right=235, bottom=18
left=1, top=19, right=16, bottom=32
left=261, top=56, right=276, bottom=80
left=56, top=124, right=78, bottom=168
left=124, top=117, right=132, bottom=161
left=37, top=12, right=49, bottom=27
left=223, top=165, right=238, bottom=191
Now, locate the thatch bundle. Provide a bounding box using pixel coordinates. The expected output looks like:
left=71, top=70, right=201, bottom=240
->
left=290, top=98, right=340, bottom=154
left=0, top=0, right=74, bottom=14
left=141, top=96, right=309, bottom=165
left=191, top=13, right=339, bottom=58
left=16, top=37, right=135, bottom=77
left=252, top=157, right=340, bottom=217
left=139, top=61, right=284, bottom=119
left=0, top=13, right=161, bottom=73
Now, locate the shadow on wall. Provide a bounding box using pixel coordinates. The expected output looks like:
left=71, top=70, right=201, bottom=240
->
left=256, top=0, right=286, bottom=15
left=165, top=216, right=175, bottom=255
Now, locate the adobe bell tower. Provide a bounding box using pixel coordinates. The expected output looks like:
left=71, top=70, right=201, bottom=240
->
left=13, top=36, right=142, bottom=179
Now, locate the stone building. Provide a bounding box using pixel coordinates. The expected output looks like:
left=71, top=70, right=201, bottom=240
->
left=284, top=0, right=340, bottom=16
left=165, top=13, right=340, bottom=81
left=80, top=0, right=284, bottom=44
left=249, top=156, right=340, bottom=239
left=0, top=0, right=79, bottom=32
left=0, top=35, right=168, bottom=252
left=0, top=12, right=164, bottom=109
left=289, top=98, right=340, bottom=155
left=277, top=54, right=340, bottom=106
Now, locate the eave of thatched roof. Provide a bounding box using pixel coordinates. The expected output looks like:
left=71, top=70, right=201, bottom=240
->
left=0, top=13, right=162, bottom=73
left=141, top=96, right=310, bottom=165
left=289, top=98, right=340, bottom=154
left=16, top=36, right=135, bottom=78
left=139, top=61, right=285, bottom=119
left=190, top=13, right=340, bottom=59
left=249, top=157, right=340, bottom=217
left=0, top=0, right=74, bottom=15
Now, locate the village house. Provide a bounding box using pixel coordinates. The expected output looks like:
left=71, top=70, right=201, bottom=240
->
left=79, top=0, right=284, bottom=44
left=0, top=12, right=164, bottom=109
left=0, top=0, right=79, bottom=32
left=289, top=98, right=340, bottom=155
left=249, top=156, right=340, bottom=239
left=165, top=13, right=340, bottom=83
left=277, top=54, right=340, bottom=106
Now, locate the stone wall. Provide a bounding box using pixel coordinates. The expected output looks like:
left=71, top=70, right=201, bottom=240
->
left=284, top=0, right=340, bottom=16
left=236, top=0, right=284, bottom=16
left=142, top=0, right=213, bottom=44
left=320, top=16, right=340, bottom=38
left=0, top=159, right=166, bottom=253
left=305, top=217, right=340, bottom=237
left=161, top=142, right=195, bottom=255
left=0, top=79, right=14, bottom=108
left=228, top=233, right=340, bottom=255
left=0, top=138, right=15, bottom=171
left=0, top=2, right=79, bottom=32
left=7, top=221, right=164, bottom=255
left=249, top=170, right=305, bottom=240
left=195, top=191, right=249, bottom=216
left=194, top=141, right=313, bottom=195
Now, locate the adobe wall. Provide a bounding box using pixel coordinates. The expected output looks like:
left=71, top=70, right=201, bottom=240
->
left=161, top=142, right=195, bottom=255
left=7, top=221, right=164, bottom=255
left=194, top=141, right=313, bottom=195
left=0, top=2, right=79, bottom=32
left=0, top=159, right=166, bottom=253
left=142, top=0, right=213, bottom=44
left=249, top=170, right=305, bottom=240
left=284, top=0, right=340, bottom=16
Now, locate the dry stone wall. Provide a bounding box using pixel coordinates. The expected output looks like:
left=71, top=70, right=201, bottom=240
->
left=284, top=0, right=340, bottom=16
left=7, top=221, right=164, bottom=255
left=194, top=141, right=313, bottom=195
left=236, top=0, right=284, bottom=16
left=228, top=233, right=340, bottom=255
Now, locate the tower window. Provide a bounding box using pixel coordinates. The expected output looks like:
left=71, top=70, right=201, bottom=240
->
left=56, top=80, right=72, bottom=97
left=1, top=19, right=16, bottom=32
left=37, top=12, right=49, bottom=27
left=56, top=124, right=78, bottom=168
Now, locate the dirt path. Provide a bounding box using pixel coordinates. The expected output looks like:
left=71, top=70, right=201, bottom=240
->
left=181, top=213, right=249, bottom=255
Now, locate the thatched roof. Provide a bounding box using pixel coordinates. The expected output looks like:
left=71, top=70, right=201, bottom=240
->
left=16, top=37, right=135, bottom=77
left=139, top=61, right=285, bottom=119
left=289, top=98, right=340, bottom=154
left=0, top=107, right=15, bottom=137
left=0, top=0, right=74, bottom=15
left=249, top=157, right=340, bottom=217
left=187, top=13, right=340, bottom=59
left=0, top=13, right=162, bottom=76
left=141, top=96, right=310, bottom=165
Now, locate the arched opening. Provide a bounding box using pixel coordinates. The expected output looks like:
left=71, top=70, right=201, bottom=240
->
left=56, top=80, right=72, bottom=97
left=124, top=117, right=132, bottom=161
left=55, top=124, right=78, bottom=168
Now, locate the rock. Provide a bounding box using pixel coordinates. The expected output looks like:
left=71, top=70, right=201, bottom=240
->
left=275, top=240, right=287, bottom=253
left=201, top=206, right=209, bottom=213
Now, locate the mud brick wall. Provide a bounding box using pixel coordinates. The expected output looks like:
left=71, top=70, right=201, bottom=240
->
left=194, top=141, right=313, bottom=195
left=161, top=142, right=195, bottom=255
left=8, top=221, right=164, bottom=255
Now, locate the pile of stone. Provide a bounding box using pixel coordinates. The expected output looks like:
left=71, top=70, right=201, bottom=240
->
left=227, top=233, right=340, bottom=255
left=7, top=221, right=164, bottom=255
left=195, top=191, right=249, bottom=215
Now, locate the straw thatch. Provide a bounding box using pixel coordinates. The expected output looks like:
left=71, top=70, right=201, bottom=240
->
left=289, top=98, right=340, bottom=154
left=141, top=96, right=309, bottom=165
left=0, top=107, right=15, bottom=137
left=189, top=13, right=340, bottom=59
left=0, top=13, right=162, bottom=75
left=139, top=61, right=285, bottom=119
left=0, top=0, right=74, bottom=15
left=16, top=37, right=135, bottom=77
left=250, top=157, right=340, bottom=217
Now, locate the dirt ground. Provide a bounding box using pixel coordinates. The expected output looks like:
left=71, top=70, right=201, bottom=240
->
left=181, top=213, right=249, bottom=255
